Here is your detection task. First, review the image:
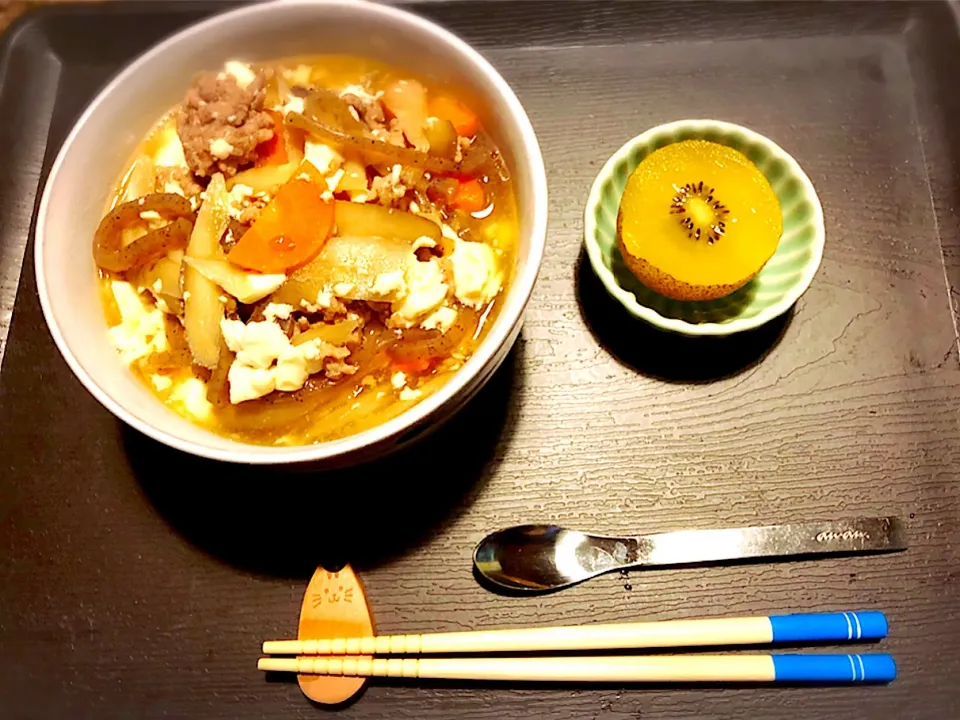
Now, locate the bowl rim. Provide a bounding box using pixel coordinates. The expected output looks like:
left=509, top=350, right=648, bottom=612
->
left=34, top=0, right=548, bottom=465
left=583, top=118, right=825, bottom=337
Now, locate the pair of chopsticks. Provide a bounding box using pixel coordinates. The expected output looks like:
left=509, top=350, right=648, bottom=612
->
left=259, top=610, right=896, bottom=684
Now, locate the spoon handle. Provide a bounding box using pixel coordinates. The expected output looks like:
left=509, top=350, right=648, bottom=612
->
left=633, top=516, right=906, bottom=568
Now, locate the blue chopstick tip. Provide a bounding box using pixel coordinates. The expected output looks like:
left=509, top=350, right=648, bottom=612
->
left=769, top=611, right=887, bottom=643
left=772, top=654, right=896, bottom=683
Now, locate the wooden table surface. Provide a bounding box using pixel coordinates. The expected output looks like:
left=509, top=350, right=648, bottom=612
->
left=1, top=2, right=959, bottom=719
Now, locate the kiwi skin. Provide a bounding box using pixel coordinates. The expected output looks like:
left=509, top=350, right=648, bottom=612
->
left=615, top=207, right=754, bottom=302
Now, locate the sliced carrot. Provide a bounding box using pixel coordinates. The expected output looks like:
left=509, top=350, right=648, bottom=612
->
left=428, top=96, right=480, bottom=138
left=452, top=178, right=486, bottom=213
left=227, top=176, right=333, bottom=273
left=392, top=357, right=434, bottom=375
left=255, top=110, right=289, bottom=167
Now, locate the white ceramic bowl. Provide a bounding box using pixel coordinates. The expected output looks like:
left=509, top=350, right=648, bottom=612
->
left=35, top=0, right=547, bottom=466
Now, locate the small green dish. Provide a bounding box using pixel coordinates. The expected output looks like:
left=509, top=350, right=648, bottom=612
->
left=583, top=119, right=825, bottom=337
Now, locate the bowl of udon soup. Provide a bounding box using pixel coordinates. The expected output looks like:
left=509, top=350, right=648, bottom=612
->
left=35, top=0, right=547, bottom=465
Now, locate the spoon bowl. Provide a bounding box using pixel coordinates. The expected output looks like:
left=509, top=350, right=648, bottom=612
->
left=474, top=525, right=639, bottom=593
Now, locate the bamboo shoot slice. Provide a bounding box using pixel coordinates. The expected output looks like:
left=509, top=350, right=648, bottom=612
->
left=184, top=173, right=230, bottom=368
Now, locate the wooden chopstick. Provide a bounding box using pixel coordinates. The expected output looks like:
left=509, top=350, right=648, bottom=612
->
left=257, top=653, right=897, bottom=684
left=262, top=610, right=886, bottom=656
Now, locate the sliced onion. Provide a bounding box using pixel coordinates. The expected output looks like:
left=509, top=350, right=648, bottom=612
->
left=117, top=154, right=157, bottom=206
left=140, top=316, right=193, bottom=373
left=183, top=175, right=230, bottom=369
left=333, top=200, right=440, bottom=244
left=387, top=307, right=478, bottom=363
left=131, top=254, right=183, bottom=301
left=424, top=117, right=458, bottom=160
left=206, top=339, right=234, bottom=409
left=270, top=234, right=413, bottom=306
left=303, top=88, right=368, bottom=136
left=292, top=318, right=360, bottom=347
left=286, top=111, right=460, bottom=175
left=93, top=193, right=195, bottom=273
left=227, top=161, right=299, bottom=195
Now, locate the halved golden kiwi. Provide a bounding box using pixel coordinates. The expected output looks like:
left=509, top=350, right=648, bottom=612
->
left=616, top=139, right=782, bottom=301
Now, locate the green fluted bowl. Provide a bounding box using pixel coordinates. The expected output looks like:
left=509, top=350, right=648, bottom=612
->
left=584, top=119, right=824, bottom=336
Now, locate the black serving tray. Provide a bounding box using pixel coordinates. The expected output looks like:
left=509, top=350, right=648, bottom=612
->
left=2, top=2, right=959, bottom=718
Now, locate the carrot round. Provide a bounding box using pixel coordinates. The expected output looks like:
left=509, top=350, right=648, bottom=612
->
left=392, top=357, right=434, bottom=376
left=452, top=178, right=486, bottom=213
left=228, top=177, right=334, bottom=273
left=255, top=110, right=289, bottom=167
left=428, top=96, right=480, bottom=138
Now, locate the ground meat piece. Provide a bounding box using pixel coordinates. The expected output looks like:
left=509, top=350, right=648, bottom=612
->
left=370, top=173, right=408, bottom=208
left=227, top=186, right=270, bottom=226
left=220, top=219, right=249, bottom=254
left=222, top=296, right=239, bottom=320
left=177, top=70, right=275, bottom=178
left=309, top=340, right=354, bottom=381
left=342, top=91, right=386, bottom=128
left=247, top=299, right=296, bottom=338
left=238, top=204, right=262, bottom=226
left=324, top=361, right=357, bottom=380
left=155, top=166, right=205, bottom=199
left=319, top=296, right=348, bottom=321
left=246, top=299, right=269, bottom=323
left=363, top=301, right=395, bottom=326
left=277, top=316, right=296, bottom=339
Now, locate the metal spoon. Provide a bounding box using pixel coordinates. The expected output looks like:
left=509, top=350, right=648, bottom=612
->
left=473, top=516, right=906, bottom=593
